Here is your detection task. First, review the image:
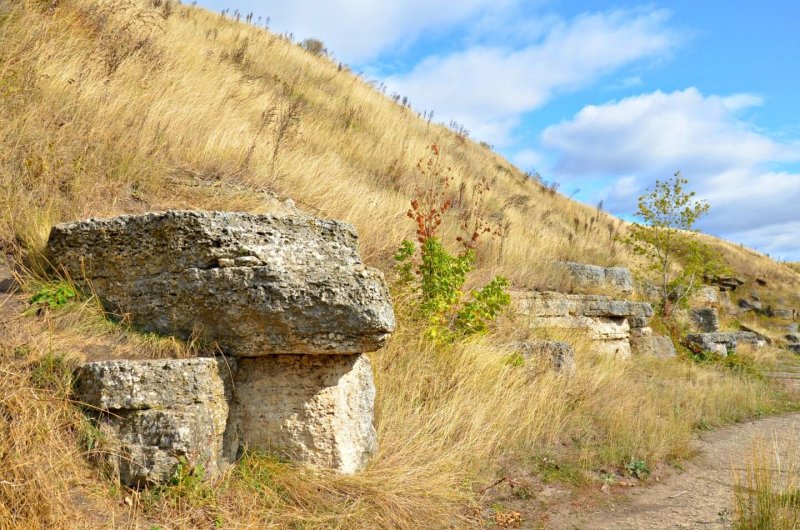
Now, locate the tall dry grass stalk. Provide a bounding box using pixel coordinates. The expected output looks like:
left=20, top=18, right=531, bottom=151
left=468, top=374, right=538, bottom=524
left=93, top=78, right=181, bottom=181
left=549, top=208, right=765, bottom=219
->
left=733, top=437, right=800, bottom=530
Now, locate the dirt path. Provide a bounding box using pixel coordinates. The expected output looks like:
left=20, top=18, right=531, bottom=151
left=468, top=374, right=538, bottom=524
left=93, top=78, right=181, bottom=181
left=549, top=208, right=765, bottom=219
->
left=548, top=411, right=800, bottom=529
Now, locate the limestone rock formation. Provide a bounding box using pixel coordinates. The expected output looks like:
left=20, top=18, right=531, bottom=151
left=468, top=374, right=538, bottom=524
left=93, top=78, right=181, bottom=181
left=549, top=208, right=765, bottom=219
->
left=690, top=307, right=720, bottom=333
left=555, top=261, right=634, bottom=296
left=630, top=331, right=677, bottom=358
left=735, top=332, right=767, bottom=349
left=691, top=286, right=719, bottom=306
left=47, top=211, right=395, bottom=356
left=768, top=307, right=794, bottom=319
left=516, top=340, right=576, bottom=374
left=234, top=354, right=377, bottom=474
left=53, top=211, right=394, bottom=480
left=513, top=291, right=653, bottom=358
left=686, top=333, right=738, bottom=356
left=74, top=359, right=236, bottom=487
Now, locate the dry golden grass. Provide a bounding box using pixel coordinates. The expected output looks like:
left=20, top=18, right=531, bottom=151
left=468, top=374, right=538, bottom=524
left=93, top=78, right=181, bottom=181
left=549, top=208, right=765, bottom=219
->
left=1, top=1, right=800, bottom=528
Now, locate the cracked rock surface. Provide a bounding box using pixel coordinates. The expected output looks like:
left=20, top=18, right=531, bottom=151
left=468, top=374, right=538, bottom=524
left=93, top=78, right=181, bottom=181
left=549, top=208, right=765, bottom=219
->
left=47, top=211, right=395, bottom=355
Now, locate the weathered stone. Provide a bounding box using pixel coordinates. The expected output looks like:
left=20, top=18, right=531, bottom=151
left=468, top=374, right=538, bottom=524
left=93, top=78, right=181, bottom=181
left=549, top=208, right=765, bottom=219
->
left=740, top=325, right=773, bottom=345
left=786, top=333, right=800, bottom=344
left=738, top=298, right=760, bottom=311
left=628, top=316, right=650, bottom=329
left=234, top=354, right=376, bottom=474
left=690, top=307, right=720, bottom=333
left=788, top=323, right=799, bottom=333
left=75, top=358, right=236, bottom=487
left=513, top=291, right=653, bottom=359
left=748, top=291, right=761, bottom=302
left=734, top=332, right=767, bottom=349
left=631, top=331, right=676, bottom=358
left=47, top=211, right=395, bottom=356
left=686, top=333, right=738, bottom=357
left=516, top=340, right=576, bottom=374
left=691, top=286, right=719, bottom=306
left=756, top=278, right=768, bottom=287
left=789, top=344, right=800, bottom=354
left=769, top=307, right=794, bottom=320
left=555, top=261, right=634, bottom=296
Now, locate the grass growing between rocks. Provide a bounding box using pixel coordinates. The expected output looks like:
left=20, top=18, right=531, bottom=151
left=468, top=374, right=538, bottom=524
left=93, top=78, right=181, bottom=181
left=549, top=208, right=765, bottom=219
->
left=2, top=287, right=796, bottom=529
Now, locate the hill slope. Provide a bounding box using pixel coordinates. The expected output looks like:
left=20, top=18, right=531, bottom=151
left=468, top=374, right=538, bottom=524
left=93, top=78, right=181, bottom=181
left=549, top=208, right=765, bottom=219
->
left=1, top=1, right=799, bottom=528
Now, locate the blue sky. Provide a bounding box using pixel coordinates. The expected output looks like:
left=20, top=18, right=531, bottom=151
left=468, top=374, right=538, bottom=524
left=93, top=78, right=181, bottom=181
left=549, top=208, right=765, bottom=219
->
left=201, top=0, right=800, bottom=260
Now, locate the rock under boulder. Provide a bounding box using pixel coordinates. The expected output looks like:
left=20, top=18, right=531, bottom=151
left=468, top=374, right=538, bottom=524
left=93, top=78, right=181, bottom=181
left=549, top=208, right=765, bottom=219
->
left=555, top=261, right=634, bottom=296
left=74, top=358, right=236, bottom=487
left=234, top=354, right=377, bottom=474
left=516, top=340, right=576, bottom=374
left=47, top=211, right=395, bottom=356
left=690, top=307, right=720, bottom=333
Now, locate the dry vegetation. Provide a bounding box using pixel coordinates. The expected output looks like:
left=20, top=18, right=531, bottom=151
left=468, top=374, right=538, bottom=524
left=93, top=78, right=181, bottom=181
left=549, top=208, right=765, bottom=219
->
left=1, top=1, right=800, bottom=528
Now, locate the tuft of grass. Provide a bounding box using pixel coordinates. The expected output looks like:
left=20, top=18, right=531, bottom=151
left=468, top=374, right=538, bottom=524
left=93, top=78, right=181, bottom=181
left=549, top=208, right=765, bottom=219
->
left=733, top=439, right=800, bottom=530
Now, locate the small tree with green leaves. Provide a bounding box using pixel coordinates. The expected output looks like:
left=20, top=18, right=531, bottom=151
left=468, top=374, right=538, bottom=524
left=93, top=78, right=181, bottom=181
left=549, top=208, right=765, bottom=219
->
left=623, top=172, right=712, bottom=316
left=394, top=144, right=510, bottom=341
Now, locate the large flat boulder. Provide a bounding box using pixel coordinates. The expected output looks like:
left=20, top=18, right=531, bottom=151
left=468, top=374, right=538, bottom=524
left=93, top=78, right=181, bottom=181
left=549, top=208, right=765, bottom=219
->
left=47, top=211, right=395, bottom=356
left=690, top=307, right=720, bottom=333
left=686, top=333, right=738, bottom=356
left=74, top=358, right=237, bottom=487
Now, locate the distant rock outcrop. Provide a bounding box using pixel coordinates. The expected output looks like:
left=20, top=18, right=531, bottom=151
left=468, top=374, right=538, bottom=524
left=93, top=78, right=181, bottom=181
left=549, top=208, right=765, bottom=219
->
left=513, top=291, right=656, bottom=358
left=555, top=261, right=634, bottom=296
left=516, top=340, right=576, bottom=374
left=50, top=211, right=395, bottom=485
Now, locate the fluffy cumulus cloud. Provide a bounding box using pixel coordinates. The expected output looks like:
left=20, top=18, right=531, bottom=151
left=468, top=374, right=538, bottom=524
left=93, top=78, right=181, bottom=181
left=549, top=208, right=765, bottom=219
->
left=385, top=8, right=676, bottom=144
left=541, top=88, right=800, bottom=258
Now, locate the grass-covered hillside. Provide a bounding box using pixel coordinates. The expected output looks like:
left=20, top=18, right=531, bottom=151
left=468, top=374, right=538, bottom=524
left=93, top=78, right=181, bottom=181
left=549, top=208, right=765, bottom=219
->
left=2, top=1, right=800, bottom=528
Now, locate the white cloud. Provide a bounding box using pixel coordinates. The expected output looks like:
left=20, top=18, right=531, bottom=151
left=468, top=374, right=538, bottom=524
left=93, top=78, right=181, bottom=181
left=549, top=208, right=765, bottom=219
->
left=541, top=88, right=800, bottom=258
left=384, top=8, right=676, bottom=145
left=214, top=0, right=514, bottom=63
left=512, top=149, right=546, bottom=170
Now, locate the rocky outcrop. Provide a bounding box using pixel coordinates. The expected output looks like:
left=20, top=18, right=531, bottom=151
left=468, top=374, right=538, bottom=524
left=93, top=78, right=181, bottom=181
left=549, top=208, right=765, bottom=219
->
left=74, top=358, right=236, bottom=487
left=47, top=211, right=394, bottom=356
left=767, top=307, right=794, bottom=320
left=53, top=211, right=395, bottom=483
left=630, top=329, right=677, bottom=359
left=690, top=307, right=720, bottom=333
left=686, top=333, right=738, bottom=356
left=555, top=262, right=634, bottom=296
left=735, top=332, right=767, bottom=349
left=706, top=275, right=745, bottom=292
left=691, top=286, right=719, bottom=306
left=513, top=291, right=654, bottom=358
left=516, top=340, right=576, bottom=374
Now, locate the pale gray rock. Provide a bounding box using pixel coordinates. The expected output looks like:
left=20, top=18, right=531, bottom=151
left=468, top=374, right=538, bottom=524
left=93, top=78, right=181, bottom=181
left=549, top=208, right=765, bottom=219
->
left=686, top=333, right=738, bottom=357
left=513, top=291, right=652, bottom=359
left=788, top=323, right=799, bottom=333
left=516, top=340, right=576, bottom=374
left=555, top=261, right=634, bottom=296
left=690, top=307, right=720, bottom=333
left=631, top=331, right=677, bottom=359
left=75, top=358, right=236, bottom=487
left=734, top=332, right=767, bottom=349
left=692, top=286, right=719, bottom=306
left=234, top=354, right=377, bottom=474
left=47, top=211, right=395, bottom=356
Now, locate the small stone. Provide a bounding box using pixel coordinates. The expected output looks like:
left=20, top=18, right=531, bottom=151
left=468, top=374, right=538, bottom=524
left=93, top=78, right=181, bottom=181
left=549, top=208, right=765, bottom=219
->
left=217, top=258, right=235, bottom=268
left=690, top=307, right=720, bottom=333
